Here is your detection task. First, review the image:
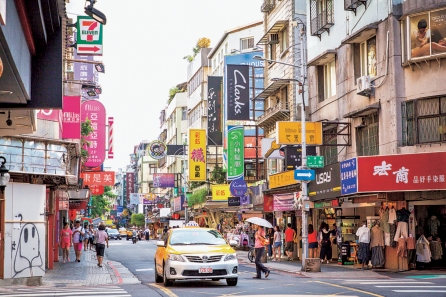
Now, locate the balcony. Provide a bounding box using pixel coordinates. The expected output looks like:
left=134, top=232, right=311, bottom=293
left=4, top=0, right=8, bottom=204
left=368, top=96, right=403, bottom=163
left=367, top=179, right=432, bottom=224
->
left=255, top=101, right=290, bottom=129
left=261, top=0, right=275, bottom=12
left=344, top=0, right=367, bottom=14
left=310, top=0, right=334, bottom=39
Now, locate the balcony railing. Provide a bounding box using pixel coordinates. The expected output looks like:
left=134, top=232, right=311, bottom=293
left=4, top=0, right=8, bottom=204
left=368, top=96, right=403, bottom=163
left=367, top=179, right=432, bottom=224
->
left=261, top=0, right=275, bottom=12
left=344, top=0, right=367, bottom=14
left=255, top=101, right=290, bottom=128
left=310, top=0, right=334, bottom=39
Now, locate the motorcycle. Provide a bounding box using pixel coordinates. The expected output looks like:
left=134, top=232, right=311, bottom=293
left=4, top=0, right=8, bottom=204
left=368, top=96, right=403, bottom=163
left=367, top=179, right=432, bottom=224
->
left=132, top=234, right=137, bottom=244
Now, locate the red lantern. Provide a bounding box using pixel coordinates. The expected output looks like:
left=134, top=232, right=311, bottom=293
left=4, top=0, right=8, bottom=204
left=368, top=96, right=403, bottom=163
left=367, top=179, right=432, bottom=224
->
left=69, top=209, right=77, bottom=221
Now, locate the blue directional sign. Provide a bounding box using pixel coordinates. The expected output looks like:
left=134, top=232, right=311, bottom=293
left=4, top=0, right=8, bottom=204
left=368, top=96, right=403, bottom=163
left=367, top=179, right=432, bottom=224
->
left=294, top=169, right=315, bottom=181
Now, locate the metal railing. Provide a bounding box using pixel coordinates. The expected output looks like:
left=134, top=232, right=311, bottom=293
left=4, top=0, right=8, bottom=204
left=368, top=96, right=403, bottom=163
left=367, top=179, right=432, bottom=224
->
left=310, top=0, right=334, bottom=38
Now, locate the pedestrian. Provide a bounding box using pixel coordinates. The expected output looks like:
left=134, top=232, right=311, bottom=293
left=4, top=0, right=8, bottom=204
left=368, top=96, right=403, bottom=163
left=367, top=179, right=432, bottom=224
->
left=319, top=222, right=332, bottom=264
left=356, top=220, right=371, bottom=269
left=95, top=223, right=109, bottom=267
left=59, top=222, right=72, bottom=263
left=284, top=223, right=295, bottom=261
left=267, top=228, right=274, bottom=259
left=272, top=225, right=282, bottom=262
left=88, top=225, right=95, bottom=250
left=72, top=220, right=85, bottom=262
left=144, top=227, right=150, bottom=241
left=252, top=224, right=270, bottom=279
left=83, top=223, right=90, bottom=251
left=308, top=224, right=318, bottom=258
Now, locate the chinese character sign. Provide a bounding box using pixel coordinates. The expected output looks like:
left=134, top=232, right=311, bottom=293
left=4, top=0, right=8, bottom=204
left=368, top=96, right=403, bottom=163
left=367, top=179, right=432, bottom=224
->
left=212, top=185, right=230, bottom=201
left=188, top=129, right=207, bottom=181
left=89, top=185, right=104, bottom=195
left=81, top=171, right=115, bottom=186
left=62, top=96, right=81, bottom=139
left=207, top=76, right=223, bottom=146
left=227, top=126, right=244, bottom=180
left=153, top=173, right=175, bottom=188
left=81, top=100, right=106, bottom=167
left=125, top=172, right=135, bottom=203
left=340, top=158, right=358, bottom=195
left=357, top=152, right=446, bottom=192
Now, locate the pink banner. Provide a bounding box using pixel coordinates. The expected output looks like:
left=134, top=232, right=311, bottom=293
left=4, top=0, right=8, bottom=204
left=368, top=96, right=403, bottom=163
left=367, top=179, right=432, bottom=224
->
left=81, top=100, right=106, bottom=167
left=62, top=96, right=81, bottom=139
left=37, top=109, right=61, bottom=121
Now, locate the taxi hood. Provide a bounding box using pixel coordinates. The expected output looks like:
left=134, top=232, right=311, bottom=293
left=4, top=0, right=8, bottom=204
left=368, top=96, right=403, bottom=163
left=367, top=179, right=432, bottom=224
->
left=168, top=244, right=235, bottom=255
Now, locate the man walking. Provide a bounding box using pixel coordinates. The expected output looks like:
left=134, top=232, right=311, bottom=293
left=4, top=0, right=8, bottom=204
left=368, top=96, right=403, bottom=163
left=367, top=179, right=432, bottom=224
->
left=252, top=224, right=270, bottom=279
left=284, top=223, right=295, bottom=261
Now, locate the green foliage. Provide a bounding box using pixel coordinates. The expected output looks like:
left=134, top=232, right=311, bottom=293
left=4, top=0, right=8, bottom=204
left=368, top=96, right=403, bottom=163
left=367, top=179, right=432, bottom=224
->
left=183, top=37, right=211, bottom=62
left=188, top=188, right=207, bottom=206
left=210, top=164, right=226, bottom=184
left=81, top=119, right=94, bottom=163
left=90, top=194, right=110, bottom=218
left=190, top=181, right=205, bottom=190
left=130, top=213, right=145, bottom=227
left=167, top=82, right=187, bottom=104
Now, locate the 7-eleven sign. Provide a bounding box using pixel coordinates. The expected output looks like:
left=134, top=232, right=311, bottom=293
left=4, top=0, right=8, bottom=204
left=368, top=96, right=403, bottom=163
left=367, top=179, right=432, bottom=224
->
left=76, top=16, right=103, bottom=55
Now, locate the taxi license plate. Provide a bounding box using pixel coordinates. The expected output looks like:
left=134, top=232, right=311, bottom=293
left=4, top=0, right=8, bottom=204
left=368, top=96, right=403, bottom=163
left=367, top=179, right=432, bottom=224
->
left=199, top=267, right=213, bottom=274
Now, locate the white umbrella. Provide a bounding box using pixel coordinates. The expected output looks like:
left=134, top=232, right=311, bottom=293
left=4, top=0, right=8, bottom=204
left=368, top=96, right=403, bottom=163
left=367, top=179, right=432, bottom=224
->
left=246, top=217, right=273, bottom=228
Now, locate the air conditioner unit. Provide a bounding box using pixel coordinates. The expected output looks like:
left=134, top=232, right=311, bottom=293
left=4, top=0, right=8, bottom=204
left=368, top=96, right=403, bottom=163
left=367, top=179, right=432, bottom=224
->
left=268, top=33, right=279, bottom=44
left=356, top=75, right=373, bottom=96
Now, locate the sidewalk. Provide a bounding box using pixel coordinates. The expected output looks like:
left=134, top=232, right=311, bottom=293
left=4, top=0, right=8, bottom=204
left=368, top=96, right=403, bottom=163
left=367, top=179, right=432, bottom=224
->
left=39, top=248, right=140, bottom=287
left=236, top=250, right=395, bottom=279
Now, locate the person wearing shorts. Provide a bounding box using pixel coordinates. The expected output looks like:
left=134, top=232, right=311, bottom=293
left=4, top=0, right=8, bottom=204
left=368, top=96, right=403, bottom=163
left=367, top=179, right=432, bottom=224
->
left=59, top=223, right=72, bottom=263
left=308, top=224, right=318, bottom=258
left=95, top=223, right=109, bottom=267
left=284, top=223, right=295, bottom=261
left=72, top=220, right=84, bottom=262
left=272, top=225, right=282, bottom=261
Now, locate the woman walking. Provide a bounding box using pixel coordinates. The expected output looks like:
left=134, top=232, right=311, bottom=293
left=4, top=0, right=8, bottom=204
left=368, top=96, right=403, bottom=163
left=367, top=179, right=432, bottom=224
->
left=95, top=223, right=109, bottom=267
left=72, top=220, right=85, bottom=262
left=272, top=225, right=282, bottom=261
left=308, top=224, right=318, bottom=258
left=84, top=223, right=91, bottom=251
left=59, top=223, right=72, bottom=263
left=267, top=228, right=274, bottom=259
left=88, top=225, right=96, bottom=251
left=252, top=224, right=270, bottom=279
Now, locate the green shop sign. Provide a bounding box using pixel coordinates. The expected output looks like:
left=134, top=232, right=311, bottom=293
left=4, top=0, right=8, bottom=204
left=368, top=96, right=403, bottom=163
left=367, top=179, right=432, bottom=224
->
left=227, top=126, right=244, bottom=180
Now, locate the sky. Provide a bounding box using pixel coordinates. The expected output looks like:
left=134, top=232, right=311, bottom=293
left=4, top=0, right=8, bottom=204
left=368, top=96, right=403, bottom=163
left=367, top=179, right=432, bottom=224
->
left=66, top=0, right=263, bottom=171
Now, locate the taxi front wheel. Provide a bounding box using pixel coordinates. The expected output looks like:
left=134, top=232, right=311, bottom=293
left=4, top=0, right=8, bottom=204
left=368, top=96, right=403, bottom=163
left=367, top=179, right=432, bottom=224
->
left=226, top=278, right=237, bottom=286
left=163, top=264, right=174, bottom=287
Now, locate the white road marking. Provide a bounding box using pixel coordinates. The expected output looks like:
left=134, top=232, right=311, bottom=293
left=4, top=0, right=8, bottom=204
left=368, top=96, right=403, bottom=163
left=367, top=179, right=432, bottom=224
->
left=135, top=268, right=153, bottom=271
left=392, top=290, right=446, bottom=293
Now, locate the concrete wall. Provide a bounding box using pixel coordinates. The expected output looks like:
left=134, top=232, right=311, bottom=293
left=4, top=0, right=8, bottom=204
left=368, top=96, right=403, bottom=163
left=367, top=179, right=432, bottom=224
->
left=4, top=183, right=46, bottom=279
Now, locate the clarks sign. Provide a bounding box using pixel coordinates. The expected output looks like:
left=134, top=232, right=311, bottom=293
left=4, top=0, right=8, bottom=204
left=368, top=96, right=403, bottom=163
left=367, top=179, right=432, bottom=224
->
left=226, top=65, right=249, bottom=121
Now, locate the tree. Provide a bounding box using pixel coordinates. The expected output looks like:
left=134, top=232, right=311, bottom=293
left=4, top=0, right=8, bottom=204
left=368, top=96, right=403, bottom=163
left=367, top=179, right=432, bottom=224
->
left=167, top=82, right=187, bottom=104
left=183, top=37, right=211, bottom=62
left=210, top=164, right=226, bottom=184
left=81, top=119, right=94, bottom=164
left=131, top=213, right=145, bottom=228
left=89, top=186, right=115, bottom=218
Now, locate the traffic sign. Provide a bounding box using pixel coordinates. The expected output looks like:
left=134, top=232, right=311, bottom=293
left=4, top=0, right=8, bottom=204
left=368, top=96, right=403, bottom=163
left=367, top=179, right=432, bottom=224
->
left=276, top=122, right=323, bottom=145
left=307, top=156, right=324, bottom=168
left=294, top=169, right=315, bottom=181
left=76, top=16, right=103, bottom=55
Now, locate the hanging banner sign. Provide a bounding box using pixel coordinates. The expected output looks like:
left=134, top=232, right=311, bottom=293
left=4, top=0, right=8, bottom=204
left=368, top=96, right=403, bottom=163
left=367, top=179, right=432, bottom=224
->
left=81, top=171, right=115, bottom=186
left=227, top=126, right=244, bottom=180
left=207, top=76, right=223, bottom=145
left=81, top=100, right=106, bottom=167
left=188, top=129, right=207, bottom=181
left=226, top=65, right=250, bottom=120
left=212, top=184, right=230, bottom=201
left=62, top=96, right=81, bottom=139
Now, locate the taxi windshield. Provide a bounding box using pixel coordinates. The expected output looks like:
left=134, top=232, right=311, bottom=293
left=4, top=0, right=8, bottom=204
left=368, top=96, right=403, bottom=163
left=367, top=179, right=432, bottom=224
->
left=169, top=229, right=226, bottom=245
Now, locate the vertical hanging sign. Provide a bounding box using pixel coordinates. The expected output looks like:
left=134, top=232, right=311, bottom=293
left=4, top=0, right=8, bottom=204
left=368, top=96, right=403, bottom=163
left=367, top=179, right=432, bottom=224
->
left=226, top=65, right=250, bottom=121
left=81, top=100, right=106, bottom=167
left=188, top=129, right=207, bottom=181
left=76, top=16, right=103, bottom=55
left=207, top=76, right=223, bottom=145
left=227, top=126, right=244, bottom=180
left=62, top=96, right=81, bottom=139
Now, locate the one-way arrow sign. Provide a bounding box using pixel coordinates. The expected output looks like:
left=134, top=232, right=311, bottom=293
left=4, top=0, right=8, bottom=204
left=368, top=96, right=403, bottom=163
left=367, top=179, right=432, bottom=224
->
left=294, top=169, right=315, bottom=181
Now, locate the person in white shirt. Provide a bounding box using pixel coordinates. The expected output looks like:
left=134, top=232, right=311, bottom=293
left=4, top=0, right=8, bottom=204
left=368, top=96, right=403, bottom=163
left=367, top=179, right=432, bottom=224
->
left=356, top=221, right=370, bottom=269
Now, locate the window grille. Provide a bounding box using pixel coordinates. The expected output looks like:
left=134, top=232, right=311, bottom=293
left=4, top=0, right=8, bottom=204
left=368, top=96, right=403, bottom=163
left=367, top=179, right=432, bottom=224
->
left=310, top=0, right=334, bottom=39
left=356, top=113, right=379, bottom=156
left=321, top=128, right=338, bottom=165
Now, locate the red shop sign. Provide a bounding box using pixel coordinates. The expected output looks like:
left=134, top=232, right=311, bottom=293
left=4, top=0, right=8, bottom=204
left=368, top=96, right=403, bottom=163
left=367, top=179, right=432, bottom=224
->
left=357, top=152, right=446, bottom=192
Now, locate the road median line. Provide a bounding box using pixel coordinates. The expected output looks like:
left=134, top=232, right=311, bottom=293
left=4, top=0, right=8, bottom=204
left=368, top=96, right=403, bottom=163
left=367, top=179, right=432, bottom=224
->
left=313, top=280, right=384, bottom=297
left=150, top=284, right=178, bottom=297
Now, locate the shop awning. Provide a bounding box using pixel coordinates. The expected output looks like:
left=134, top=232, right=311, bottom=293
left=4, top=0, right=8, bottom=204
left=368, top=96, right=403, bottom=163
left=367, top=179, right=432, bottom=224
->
left=343, top=102, right=380, bottom=118
left=341, top=23, right=378, bottom=45
left=254, top=79, right=289, bottom=100
left=256, top=20, right=288, bottom=45
left=308, top=50, right=336, bottom=67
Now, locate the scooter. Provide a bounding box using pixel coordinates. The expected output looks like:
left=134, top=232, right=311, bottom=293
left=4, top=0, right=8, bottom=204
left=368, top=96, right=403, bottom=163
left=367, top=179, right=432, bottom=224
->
left=132, top=235, right=137, bottom=244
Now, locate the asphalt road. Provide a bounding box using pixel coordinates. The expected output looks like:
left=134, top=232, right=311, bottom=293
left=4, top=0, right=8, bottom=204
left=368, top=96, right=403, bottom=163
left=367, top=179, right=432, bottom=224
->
left=103, top=239, right=446, bottom=297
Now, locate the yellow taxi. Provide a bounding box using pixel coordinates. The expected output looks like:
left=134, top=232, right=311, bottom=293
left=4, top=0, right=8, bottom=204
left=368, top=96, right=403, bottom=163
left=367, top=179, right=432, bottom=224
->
left=154, top=227, right=238, bottom=286
left=118, top=228, right=128, bottom=237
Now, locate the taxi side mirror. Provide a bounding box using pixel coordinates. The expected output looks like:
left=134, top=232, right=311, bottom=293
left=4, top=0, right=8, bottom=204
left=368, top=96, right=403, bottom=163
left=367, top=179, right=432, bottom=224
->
left=156, top=240, right=166, bottom=247
left=229, top=240, right=238, bottom=247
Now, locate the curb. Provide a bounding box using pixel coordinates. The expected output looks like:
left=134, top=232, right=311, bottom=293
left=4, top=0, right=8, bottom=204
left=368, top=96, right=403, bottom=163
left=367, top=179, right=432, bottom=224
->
left=108, top=261, right=123, bottom=285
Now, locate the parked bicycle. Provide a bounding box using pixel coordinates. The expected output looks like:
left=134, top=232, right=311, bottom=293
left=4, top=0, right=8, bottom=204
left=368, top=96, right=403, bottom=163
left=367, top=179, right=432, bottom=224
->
left=248, top=246, right=255, bottom=263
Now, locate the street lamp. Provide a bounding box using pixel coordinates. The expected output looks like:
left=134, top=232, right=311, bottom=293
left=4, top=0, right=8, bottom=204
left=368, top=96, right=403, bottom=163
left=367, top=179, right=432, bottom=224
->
left=0, top=156, right=10, bottom=193
left=84, top=0, right=107, bottom=25
left=253, top=55, right=302, bottom=68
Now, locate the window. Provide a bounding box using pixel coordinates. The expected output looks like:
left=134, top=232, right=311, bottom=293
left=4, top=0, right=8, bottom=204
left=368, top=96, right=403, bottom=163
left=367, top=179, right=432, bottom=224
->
left=310, top=0, right=334, bottom=38
left=268, top=43, right=276, bottom=60
left=402, top=97, right=446, bottom=145
left=281, top=28, right=288, bottom=53
left=182, top=107, right=187, bottom=120
left=240, top=37, right=254, bottom=50
left=318, top=59, right=336, bottom=102
left=401, top=8, right=446, bottom=63
left=356, top=113, right=379, bottom=156
left=359, top=36, right=377, bottom=78
left=321, top=128, right=338, bottom=164
left=149, top=164, right=157, bottom=174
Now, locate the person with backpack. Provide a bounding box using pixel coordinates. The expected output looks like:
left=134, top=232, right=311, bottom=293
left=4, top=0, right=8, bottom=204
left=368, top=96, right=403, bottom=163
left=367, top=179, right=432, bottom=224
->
left=72, top=220, right=85, bottom=262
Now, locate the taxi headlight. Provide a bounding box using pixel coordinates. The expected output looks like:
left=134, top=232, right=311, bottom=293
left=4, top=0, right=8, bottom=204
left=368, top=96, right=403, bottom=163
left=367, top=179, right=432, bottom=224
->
left=167, top=254, right=185, bottom=262
left=224, top=253, right=237, bottom=261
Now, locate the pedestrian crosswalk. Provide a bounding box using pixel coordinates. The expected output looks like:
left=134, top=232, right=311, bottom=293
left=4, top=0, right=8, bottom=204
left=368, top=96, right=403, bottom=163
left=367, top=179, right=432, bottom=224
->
left=0, top=286, right=130, bottom=297
left=341, top=278, right=446, bottom=295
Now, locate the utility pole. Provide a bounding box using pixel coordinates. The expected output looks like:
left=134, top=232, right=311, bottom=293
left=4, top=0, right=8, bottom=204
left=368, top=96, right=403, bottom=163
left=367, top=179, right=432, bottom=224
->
left=299, top=24, right=309, bottom=271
